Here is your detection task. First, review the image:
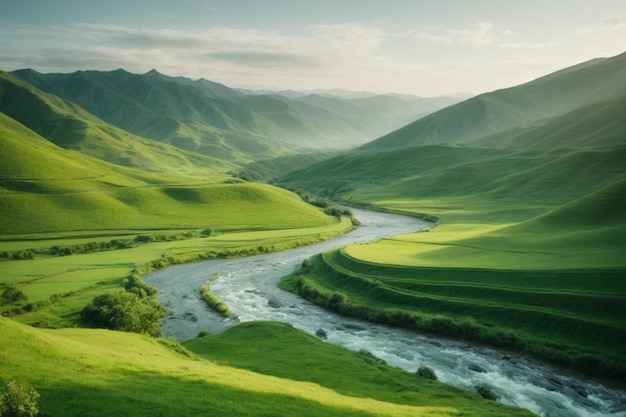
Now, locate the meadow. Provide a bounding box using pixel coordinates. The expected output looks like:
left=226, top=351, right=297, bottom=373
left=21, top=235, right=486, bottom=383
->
left=0, top=215, right=352, bottom=327
left=277, top=143, right=626, bottom=379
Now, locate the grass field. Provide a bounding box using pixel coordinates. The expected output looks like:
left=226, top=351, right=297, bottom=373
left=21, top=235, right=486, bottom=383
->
left=282, top=249, right=626, bottom=378
left=0, top=216, right=352, bottom=328
left=277, top=142, right=626, bottom=379
left=0, top=317, right=535, bottom=416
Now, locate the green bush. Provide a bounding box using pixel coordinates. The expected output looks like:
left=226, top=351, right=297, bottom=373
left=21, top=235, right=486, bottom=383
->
left=0, top=380, right=39, bottom=417
left=81, top=289, right=166, bottom=337
left=1, top=286, right=27, bottom=303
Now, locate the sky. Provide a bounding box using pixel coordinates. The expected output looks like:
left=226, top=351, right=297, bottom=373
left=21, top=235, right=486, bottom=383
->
left=1, top=0, right=625, bottom=96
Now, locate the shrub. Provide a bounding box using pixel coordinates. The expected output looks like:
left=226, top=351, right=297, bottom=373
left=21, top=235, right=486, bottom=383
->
left=1, top=286, right=27, bottom=303
left=416, top=366, right=437, bottom=380
left=81, top=289, right=166, bottom=337
left=0, top=380, right=39, bottom=417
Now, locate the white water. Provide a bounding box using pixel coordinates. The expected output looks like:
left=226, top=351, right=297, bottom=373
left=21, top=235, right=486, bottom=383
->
left=145, top=208, right=626, bottom=417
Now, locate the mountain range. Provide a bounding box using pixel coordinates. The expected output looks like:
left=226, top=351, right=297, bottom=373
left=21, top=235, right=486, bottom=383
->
left=8, top=68, right=457, bottom=165
left=1, top=51, right=625, bottom=241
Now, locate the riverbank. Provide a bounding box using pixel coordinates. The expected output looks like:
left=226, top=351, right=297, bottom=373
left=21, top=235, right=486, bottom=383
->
left=280, top=251, right=626, bottom=380
left=145, top=208, right=626, bottom=416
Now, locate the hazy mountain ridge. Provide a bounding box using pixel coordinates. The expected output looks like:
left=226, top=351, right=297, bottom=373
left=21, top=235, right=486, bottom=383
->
left=0, top=70, right=230, bottom=173
left=10, top=68, right=456, bottom=161
left=276, top=51, right=626, bottom=248
left=360, top=51, right=626, bottom=151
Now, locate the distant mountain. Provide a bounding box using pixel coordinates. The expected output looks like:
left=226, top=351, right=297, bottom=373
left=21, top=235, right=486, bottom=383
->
left=0, top=71, right=229, bottom=173
left=10, top=69, right=457, bottom=162
left=470, top=94, right=626, bottom=149
left=360, top=51, right=626, bottom=151
left=275, top=52, right=626, bottom=240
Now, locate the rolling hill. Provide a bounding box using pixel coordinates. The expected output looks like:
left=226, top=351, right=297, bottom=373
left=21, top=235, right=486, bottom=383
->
left=0, top=318, right=533, bottom=416
left=0, top=71, right=231, bottom=174
left=0, top=107, right=338, bottom=235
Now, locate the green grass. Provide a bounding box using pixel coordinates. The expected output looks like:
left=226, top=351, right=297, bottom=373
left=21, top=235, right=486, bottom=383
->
left=0, top=217, right=352, bottom=327
left=281, top=252, right=626, bottom=378
left=277, top=135, right=626, bottom=379
left=183, top=321, right=534, bottom=416
left=2, top=317, right=524, bottom=417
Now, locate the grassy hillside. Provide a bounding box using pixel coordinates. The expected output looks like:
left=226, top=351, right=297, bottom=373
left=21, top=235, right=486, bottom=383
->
left=472, top=95, right=626, bottom=149
left=0, top=109, right=339, bottom=235
left=1, top=318, right=538, bottom=417
left=361, top=51, right=626, bottom=151
left=184, top=321, right=534, bottom=416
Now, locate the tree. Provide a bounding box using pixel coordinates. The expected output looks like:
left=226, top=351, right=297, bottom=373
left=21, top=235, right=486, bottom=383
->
left=0, top=381, right=39, bottom=417
left=1, top=286, right=27, bottom=303
left=81, top=289, right=166, bottom=337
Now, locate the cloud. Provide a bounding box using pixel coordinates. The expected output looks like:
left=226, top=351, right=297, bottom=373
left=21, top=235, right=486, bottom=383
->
left=405, top=22, right=511, bottom=47
left=581, top=13, right=626, bottom=34
left=206, top=51, right=322, bottom=68
left=498, top=41, right=561, bottom=49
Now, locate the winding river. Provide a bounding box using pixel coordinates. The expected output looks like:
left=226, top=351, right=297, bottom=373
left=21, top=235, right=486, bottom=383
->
left=145, top=208, right=626, bottom=417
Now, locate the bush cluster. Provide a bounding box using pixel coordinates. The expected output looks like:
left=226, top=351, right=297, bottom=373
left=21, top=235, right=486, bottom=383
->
left=81, top=275, right=165, bottom=337
left=81, top=289, right=166, bottom=337
left=0, top=380, right=39, bottom=417
left=0, top=250, right=36, bottom=261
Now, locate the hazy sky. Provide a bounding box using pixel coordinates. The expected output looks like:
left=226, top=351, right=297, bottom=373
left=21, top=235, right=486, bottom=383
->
left=2, top=0, right=625, bottom=96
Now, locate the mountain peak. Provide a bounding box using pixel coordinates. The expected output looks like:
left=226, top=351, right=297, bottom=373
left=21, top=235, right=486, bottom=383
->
left=145, top=69, right=162, bottom=77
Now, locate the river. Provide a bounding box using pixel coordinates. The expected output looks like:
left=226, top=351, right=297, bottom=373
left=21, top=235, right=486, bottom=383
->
left=145, top=208, right=626, bottom=417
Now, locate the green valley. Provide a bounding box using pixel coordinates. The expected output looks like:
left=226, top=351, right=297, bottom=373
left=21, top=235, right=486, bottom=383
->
left=278, top=52, right=626, bottom=379
left=1, top=51, right=625, bottom=417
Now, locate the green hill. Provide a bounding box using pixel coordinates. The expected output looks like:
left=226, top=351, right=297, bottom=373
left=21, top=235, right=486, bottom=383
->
left=361, top=51, right=626, bottom=151
left=0, top=318, right=533, bottom=416
left=472, top=95, right=626, bottom=149
left=0, top=71, right=230, bottom=174
left=0, top=109, right=337, bottom=235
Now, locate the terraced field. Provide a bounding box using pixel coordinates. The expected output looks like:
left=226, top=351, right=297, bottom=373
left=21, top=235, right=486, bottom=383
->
left=285, top=248, right=626, bottom=378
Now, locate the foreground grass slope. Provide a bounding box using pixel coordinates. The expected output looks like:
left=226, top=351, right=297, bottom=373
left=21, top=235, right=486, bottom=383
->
left=0, top=317, right=534, bottom=416
left=185, top=321, right=534, bottom=416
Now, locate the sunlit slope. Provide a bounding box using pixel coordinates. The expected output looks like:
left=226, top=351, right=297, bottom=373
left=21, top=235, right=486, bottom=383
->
left=0, top=114, right=336, bottom=235
left=0, top=71, right=230, bottom=174
left=1, top=180, right=337, bottom=235
left=361, top=51, right=626, bottom=151
left=1, top=317, right=505, bottom=417
left=472, top=95, right=626, bottom=149
left=279, top=144, right=626, bottom=211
